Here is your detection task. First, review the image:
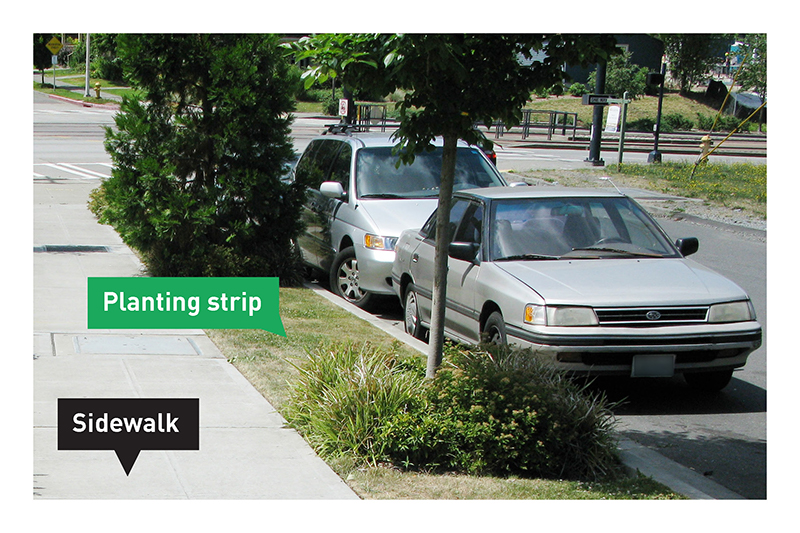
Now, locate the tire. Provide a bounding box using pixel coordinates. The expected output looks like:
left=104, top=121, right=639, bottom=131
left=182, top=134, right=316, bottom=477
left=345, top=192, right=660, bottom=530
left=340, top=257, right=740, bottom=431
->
left=482, top=311, right=507, bottom=345
left=330, top=246, right=372, bottom=309
left=404, top=284, right=427, bottom=341
left=683, top=369, right=734, bottom=392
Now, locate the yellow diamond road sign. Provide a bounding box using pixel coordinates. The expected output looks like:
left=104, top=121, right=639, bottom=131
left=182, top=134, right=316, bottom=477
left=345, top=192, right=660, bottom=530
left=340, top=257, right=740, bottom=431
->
left=46, top=37, right=63, bottom=55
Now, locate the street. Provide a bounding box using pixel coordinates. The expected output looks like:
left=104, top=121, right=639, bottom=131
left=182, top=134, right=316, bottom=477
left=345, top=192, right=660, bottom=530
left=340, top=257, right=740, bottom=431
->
left=32, top=91, right=767, bottom=499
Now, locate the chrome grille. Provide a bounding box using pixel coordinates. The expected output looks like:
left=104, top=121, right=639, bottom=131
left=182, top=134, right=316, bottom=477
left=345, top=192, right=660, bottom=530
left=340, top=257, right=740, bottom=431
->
left=595, top=306, right=709, bottom=327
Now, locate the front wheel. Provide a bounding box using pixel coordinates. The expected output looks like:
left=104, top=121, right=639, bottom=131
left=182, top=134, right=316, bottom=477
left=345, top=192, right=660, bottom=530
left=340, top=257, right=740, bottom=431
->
left=330, top=246, right=372, bottom=309
left=683, top=369, right=734, bottom=392
left=404, top=284, right=427, bottom=341
left=482, top=311, right=507, bottom=345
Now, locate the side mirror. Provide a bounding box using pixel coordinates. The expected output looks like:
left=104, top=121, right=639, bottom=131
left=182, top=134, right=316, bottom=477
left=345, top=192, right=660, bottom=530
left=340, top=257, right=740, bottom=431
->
left=675, top=237, right=699, bottom=257
left=320, top=181, right=346, bottom=199
left=448, top=241, right=480, bottom=262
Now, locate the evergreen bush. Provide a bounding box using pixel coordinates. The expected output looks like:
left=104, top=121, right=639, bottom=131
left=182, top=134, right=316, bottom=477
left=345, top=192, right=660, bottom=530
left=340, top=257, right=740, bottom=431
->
left=98, top=34, right=305, bottom=280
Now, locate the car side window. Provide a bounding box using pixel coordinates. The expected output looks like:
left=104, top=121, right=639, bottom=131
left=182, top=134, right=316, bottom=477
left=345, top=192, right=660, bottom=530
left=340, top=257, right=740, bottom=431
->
left=295, top=139, right=344, bottom=190
left=453, top=201, right=483, bottom=245
left=420, top=198, right=470, bottom=242
left=328, top=143, right=352, bottom=192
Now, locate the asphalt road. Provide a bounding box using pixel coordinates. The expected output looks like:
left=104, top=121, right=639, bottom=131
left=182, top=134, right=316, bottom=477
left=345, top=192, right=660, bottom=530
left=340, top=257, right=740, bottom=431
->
left=32, top=92, right=768, bottom=499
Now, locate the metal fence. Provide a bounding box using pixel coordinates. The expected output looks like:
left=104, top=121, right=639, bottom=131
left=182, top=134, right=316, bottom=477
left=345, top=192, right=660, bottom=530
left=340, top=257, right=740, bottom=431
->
left=489, top=109, right=578, bottom=140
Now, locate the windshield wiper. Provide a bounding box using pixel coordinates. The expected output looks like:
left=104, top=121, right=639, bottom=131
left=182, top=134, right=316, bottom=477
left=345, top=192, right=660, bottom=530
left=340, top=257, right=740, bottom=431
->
left=568, top=247, right=663, bottom=258
left=495, top=253, right=561, bottom=261
left=359, top=193, right=407, bottom=199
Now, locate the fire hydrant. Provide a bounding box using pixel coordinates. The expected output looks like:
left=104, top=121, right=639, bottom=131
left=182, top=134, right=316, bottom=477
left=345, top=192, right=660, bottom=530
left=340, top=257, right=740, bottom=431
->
left=699, top=135, right=713, bottom=160
left=94, top=82, right=101, bottom=99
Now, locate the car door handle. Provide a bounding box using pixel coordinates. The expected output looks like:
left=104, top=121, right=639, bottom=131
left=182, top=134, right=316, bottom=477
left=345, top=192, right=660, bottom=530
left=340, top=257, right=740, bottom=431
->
left=411, top=253, right=419, bottom=263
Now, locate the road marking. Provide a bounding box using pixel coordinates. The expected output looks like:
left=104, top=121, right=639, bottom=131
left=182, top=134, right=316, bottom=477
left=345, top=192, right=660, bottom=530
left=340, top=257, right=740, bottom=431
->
left=34, top=163, right=111, bottom=180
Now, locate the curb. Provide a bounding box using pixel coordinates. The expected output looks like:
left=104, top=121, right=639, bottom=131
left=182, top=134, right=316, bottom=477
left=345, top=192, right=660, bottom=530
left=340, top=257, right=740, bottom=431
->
left=617, top=439, right=745, bottom=499
left=45, top=92, right=120, bottom=110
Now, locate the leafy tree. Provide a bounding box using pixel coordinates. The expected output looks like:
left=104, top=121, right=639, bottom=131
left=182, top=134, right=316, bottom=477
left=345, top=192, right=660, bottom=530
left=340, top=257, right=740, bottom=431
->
left=99, top=34, right=304, bottom=280
left=291, top=34, right=619, bottom=377
left=33, top=34, right=53, bottom=84
left=659, top=34, right=731, bottom=95
left=588, top=49, right=648, bottom=99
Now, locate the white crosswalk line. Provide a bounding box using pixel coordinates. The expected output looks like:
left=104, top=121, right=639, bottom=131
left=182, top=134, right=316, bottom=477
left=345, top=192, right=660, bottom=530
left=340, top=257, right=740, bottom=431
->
left=34, top=162, right=112, bottom=181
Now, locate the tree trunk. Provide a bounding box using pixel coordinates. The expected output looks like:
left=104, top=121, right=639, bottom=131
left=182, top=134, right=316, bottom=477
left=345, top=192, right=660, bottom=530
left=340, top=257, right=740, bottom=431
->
left=426, top=133, right=458, bottom=379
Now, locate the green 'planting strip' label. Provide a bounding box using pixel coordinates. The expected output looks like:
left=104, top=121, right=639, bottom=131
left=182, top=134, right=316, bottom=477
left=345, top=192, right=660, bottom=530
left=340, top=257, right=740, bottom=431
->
left=87, top=277, right=285, bottom=335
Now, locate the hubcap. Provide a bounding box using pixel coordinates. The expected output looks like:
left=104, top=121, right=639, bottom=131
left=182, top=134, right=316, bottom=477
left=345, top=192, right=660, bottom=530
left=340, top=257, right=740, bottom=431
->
left=337, top=258, right=365, bottom=302
left=405, top=292, right=418, bottom=334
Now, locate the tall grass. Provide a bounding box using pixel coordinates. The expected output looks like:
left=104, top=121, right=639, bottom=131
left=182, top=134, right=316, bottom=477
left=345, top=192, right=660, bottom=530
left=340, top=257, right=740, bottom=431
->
left=285, top=341, right=426, bottom=463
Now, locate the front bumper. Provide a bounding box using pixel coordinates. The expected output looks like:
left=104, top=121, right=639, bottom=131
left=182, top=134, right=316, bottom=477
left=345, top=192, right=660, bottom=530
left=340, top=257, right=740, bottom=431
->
left=505, top=321, right=762, bottom=376
left=354, top=245, right=396, bottom=295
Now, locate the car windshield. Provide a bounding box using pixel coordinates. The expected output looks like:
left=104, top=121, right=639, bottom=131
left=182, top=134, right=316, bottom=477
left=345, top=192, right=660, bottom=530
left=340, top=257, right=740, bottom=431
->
left=489, top=196, right=678, bottom=261
left=356, top=146, right=504, bottom=199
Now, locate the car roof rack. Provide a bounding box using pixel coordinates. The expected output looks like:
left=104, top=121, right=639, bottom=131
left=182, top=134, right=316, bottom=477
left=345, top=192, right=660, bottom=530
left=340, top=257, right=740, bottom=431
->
left=324, top=123, right=359, bottom=135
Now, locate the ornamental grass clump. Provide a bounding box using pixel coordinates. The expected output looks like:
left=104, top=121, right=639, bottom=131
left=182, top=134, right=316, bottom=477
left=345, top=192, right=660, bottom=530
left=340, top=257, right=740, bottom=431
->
left=284, top=341, right=426, bottom=464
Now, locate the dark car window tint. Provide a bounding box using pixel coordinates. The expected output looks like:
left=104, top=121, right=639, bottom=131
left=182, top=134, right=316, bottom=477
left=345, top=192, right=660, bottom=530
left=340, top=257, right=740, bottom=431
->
left=421, top=198, right=470, bottom=242
left=296, top=140, right=344, bottom=189
left=454, top=202, right=483, bottom=245
left=329, top=143, right=352, bottom=192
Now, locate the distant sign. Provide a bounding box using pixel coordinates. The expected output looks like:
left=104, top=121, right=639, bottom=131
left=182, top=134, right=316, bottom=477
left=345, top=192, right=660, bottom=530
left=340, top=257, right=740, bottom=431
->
left=46, top=36, right=63, bottom=55
left=604, top=105, right=621, bottom=133
left=338, top=98, right=348, bottom=117
left=582, top=94, right=615, bottom=106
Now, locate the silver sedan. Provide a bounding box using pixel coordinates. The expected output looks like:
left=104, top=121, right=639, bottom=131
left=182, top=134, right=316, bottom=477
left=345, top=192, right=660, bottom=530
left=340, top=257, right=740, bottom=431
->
left=391, top=187, right=762, bottom=391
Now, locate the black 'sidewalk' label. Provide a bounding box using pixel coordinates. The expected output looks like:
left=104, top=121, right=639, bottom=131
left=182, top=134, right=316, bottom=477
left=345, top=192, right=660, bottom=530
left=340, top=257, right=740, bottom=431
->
left=58, top=398, right=199, bottom=476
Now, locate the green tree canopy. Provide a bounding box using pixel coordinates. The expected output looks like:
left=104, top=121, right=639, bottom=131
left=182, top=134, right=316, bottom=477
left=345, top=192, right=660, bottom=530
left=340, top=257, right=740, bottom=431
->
left=99, top=34, right=303, bottom=279
left=659, top=34, right=731, bottom=95
left=588, top=49, right=649, bottom=99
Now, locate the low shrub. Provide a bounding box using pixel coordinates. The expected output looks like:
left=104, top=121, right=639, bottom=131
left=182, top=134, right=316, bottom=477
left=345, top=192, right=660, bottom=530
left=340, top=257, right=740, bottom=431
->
left=286, top=341, right=620, bottom=481
left=568, top=83, right=588, bottom=97
left=380, top=344, right=620, bottom=480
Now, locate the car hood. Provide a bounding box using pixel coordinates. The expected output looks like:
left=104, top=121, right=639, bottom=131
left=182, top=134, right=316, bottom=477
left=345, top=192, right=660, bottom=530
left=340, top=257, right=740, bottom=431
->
left=495, top=258, right=749, bottom=306
left=356, top=198, right=439, bottom=236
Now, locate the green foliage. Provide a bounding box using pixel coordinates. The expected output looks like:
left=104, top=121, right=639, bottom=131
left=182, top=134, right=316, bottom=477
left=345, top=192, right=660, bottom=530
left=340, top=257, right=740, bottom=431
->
left=617, top=162, right=766, bottom=205
left=98, top=34, right=305, bottom=280
left=285, top=341, right=426, bottom=462
left=659, top=34, right=732, bottom=94
left=588, top=50, right=649, bottom=99
left=568, top=82, right=588, bottom=97
left=696, top=112, right=746, bottom=133
left=381, top=344, right=620, bottom=480
left=286, top=341, right=620, bottom=480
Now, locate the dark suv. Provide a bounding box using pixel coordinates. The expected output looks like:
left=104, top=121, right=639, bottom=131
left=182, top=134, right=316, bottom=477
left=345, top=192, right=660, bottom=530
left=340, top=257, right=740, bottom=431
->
left=292, top=130, right=506, bottom=308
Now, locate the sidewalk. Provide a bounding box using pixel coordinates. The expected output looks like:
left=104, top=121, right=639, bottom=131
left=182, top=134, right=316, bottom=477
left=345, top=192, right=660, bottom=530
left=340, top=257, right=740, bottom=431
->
left=33, top=177, right=357, bottom=499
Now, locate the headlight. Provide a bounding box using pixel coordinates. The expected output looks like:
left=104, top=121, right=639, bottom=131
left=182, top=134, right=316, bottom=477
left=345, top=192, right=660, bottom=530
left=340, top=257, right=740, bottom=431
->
left=364, top=234, right=398, bottom=251
left=708, top=301, right=755, bottom=323
left=524, top=305, right=598, bottom=326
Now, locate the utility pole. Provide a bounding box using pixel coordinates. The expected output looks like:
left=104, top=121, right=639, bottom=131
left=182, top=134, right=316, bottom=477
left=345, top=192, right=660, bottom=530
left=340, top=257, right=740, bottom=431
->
left=648, top=60, right=667, bottom=163
left=585, top=60, right=606, bottom=166
left=84, top=34, right=91, bottom=97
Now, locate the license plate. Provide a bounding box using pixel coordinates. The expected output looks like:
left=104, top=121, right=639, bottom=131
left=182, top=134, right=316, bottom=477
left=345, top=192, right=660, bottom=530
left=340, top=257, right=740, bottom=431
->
left=631, top=354, right=675, bottom=378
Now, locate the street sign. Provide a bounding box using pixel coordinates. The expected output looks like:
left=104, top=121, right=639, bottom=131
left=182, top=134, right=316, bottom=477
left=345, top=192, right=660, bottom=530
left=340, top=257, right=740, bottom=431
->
left=582, top=94, right=616, bottom=106
left=604, top=105, right=621, bottom=133
left=46, top=37, right=63, bottom=55
left=338, top=98, right=348, bottom=117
